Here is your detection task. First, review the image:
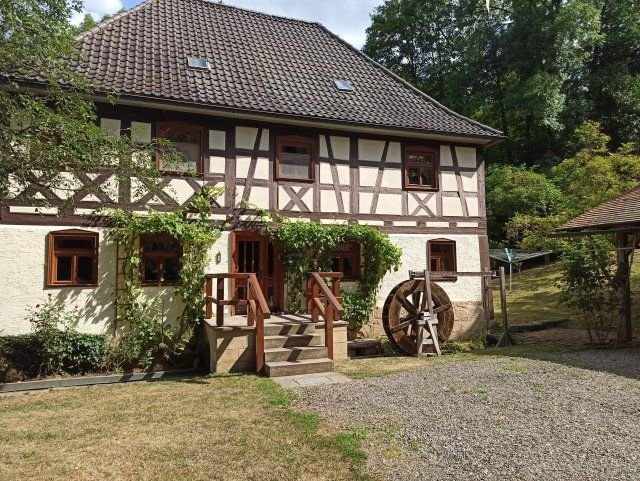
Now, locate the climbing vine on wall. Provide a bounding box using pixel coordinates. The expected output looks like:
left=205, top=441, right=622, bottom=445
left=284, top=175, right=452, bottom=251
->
left=105, top=186, right=222, bottom=369
left=271, top=220, right=402, bottom=332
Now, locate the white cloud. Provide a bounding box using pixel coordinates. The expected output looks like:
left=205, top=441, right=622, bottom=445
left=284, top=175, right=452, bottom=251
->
left=70, top=0, right=124, bottom=26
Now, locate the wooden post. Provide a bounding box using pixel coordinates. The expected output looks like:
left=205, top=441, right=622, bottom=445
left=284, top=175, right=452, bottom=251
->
left=306, top=276, right=313, bottom=314
left=247, top=286, right=255, bottom=327
left=615, top=233, right=632, bottom=345
left=216, top=277, right=224, bottom=327
left=255, top=308, right=264, bottom=373
left=497, top=266, right=513, bottom=347
left=205, top=277, right=212, bottom=320
left=325, top=304, right=334, bottom=360
left=311, top=281, right=320, bottom=323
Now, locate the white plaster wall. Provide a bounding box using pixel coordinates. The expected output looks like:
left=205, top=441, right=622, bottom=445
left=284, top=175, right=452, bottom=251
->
left=100, top=118, right=121, bottom=137
left=319, top=162, right=349, bottom=185
left=235, top=127, right=269, bottom=150
left=209, top=155, right=226, bottom=175
left=236, top=186, right=270, bottom=209
left=209, top=130, right=226, bottom=150
left=0, top=226, right=231, bottom=337
left=319, top=135, right=350, bottom=160
left=320, top=190, right=350, bottom=213
left=236, top=156, right=269, bottom=180
left=376, top=233, right=482, bottom=308
left=0, top=225, right=117, bottom=336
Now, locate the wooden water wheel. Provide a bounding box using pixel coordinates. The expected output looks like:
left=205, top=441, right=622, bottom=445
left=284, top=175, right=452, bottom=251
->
left=382, top=277, right=455, bottom=355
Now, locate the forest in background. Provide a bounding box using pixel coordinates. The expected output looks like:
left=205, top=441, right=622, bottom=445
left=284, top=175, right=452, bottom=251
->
left=364, top=0, right=640, bottom=247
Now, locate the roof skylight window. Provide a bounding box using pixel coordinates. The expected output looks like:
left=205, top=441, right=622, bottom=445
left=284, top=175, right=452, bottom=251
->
left=187, top=57, right=210, bottom=69
left=333, top=79, right=353, bottom=92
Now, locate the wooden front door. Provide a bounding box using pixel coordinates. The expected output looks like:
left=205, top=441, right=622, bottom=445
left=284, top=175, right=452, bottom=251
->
left=231, top=231, right=283, bottom=313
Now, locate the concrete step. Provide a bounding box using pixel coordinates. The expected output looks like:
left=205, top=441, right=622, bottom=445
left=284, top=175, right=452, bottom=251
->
left=263, top=322, right=316, bottom=337
left=264, top=346, right=328, bottom=363
left=264, top=358, right=334, bottom=377
left=264, top=333, right=322, bottom=349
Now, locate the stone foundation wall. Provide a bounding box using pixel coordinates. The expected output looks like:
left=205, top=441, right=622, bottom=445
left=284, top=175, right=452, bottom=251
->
left=205, top=324, right=256, bottom=373
left=315, top=321, right=348, bottom=360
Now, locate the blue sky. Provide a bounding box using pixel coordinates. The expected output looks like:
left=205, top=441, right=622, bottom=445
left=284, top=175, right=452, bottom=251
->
left=72, top=0, right=383, bottom=48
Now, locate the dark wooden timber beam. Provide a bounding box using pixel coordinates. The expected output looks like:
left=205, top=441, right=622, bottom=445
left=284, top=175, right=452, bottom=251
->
left=615, top=232, right=634, bottom=345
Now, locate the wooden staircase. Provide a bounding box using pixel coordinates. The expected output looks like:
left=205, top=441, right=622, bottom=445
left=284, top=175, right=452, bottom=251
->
left=204, top=271, right=344, bottom=378
left=263, top=321, right=334, bottom=377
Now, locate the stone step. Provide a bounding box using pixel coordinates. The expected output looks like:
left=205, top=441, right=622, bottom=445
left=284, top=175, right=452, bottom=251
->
left=264, top=358, right=334, bottom=377
left=263, top=322, right=316, bottom=337
left=264, top=346, right=328, bottom=363
left=264, top=334, right=322, bottom=349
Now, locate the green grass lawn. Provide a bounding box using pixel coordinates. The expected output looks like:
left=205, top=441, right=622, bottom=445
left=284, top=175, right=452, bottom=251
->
left=0, top=375, right=369, bottom=481
left=494, top=259, right=640, bottom=329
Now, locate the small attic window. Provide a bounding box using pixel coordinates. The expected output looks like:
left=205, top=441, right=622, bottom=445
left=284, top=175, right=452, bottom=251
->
left=187, top=57, right=209, bottom=69
left=333, top=79, right=353, bottom=92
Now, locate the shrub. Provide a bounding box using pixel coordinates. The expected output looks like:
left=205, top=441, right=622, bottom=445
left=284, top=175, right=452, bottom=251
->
left=557, top=237, right=617, bottom=344
left=0, top=332, right=108, bottom=382
left=0, top=297, right=109, bottom=382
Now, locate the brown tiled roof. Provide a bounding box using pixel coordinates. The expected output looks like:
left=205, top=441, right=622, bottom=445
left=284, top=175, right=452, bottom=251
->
left=66, top=0, right=502, bottom=139
left=559, top=187, right=640, bottom=232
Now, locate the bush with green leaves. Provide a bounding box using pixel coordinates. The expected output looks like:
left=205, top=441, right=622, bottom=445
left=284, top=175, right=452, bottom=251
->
left=272, top=220, right=402, bottom=332
left=0, top=296, right=109, bottom=381
left=557, top=237, right=618, bottom=344
left=105, top=186, right=222, bottom=370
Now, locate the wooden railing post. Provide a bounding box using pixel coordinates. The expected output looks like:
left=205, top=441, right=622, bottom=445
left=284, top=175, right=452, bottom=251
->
left=216, top=277, right=225, bottom=327
left=205, top=277, right=212, bottom=320
left=247, top=286, right=255, bottom=327
left=311, top=281, right=320, bottom=323
left=326, top=304, right=334, bottom=360
left=256, top=308, right=265, bottom=373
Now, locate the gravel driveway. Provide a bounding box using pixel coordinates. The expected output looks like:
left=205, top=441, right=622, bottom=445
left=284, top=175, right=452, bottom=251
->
left=296, top=349, right=640, bottom=481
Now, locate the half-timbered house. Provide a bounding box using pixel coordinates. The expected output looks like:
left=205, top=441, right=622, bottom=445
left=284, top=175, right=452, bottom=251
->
left=0, top=0, right=503, bottom=374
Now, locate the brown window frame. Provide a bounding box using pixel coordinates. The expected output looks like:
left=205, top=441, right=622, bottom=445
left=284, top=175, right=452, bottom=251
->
left=331, top=243, right=361, bottom=281
left=140, top=233, right=183, bottom=286
left=47, top=230, right=99, bottom=287
left=156, top=121, right=204, bottom=174
left=428, top=239, right=457, bottom=281
left=403, top=145, right=439, bottom=191
left=275, top=135, right=315, bottom=182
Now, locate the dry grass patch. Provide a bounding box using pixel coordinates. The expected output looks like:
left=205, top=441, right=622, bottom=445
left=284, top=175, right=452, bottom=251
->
left=335, top=345, right=565, bottom=379
left=0, top=375, right=369, bottom=481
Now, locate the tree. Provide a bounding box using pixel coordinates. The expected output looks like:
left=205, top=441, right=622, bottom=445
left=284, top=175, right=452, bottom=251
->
left=552, top=121, right=640, bottom=218
left=0, top=0, right=170, bottom=214
left=587, top=1, right=640, bottom=149
left=363, top=0, right=615, bottom=165
left=485, top=164, right=561, bottom=244
left=558, top=236, right=618, bottom=345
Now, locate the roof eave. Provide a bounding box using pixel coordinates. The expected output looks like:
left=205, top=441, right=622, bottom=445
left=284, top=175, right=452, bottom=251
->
left=106, top=91, right=507, bottom=145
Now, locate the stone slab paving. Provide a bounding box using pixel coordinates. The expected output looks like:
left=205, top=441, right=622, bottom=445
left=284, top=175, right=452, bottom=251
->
left=273, top=371, right=352, bottom=389
left=297, top=349, right=640, bottom=481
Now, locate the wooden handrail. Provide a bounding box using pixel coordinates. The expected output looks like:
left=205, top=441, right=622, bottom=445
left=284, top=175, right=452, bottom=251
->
left=306, top=272, right=344, bottom=360
left=310, top=272, right=344, bottom=315
left=204, top=272, right=271, bottom=373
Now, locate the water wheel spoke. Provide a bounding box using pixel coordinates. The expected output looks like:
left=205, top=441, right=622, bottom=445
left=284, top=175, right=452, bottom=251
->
left=396, top=291, right=418, bottom=315
left=411, top=290, right=422, bottom=309
left=390, top=316, right=417, bottom=333
left=433, top=303, right=452, bottom=314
